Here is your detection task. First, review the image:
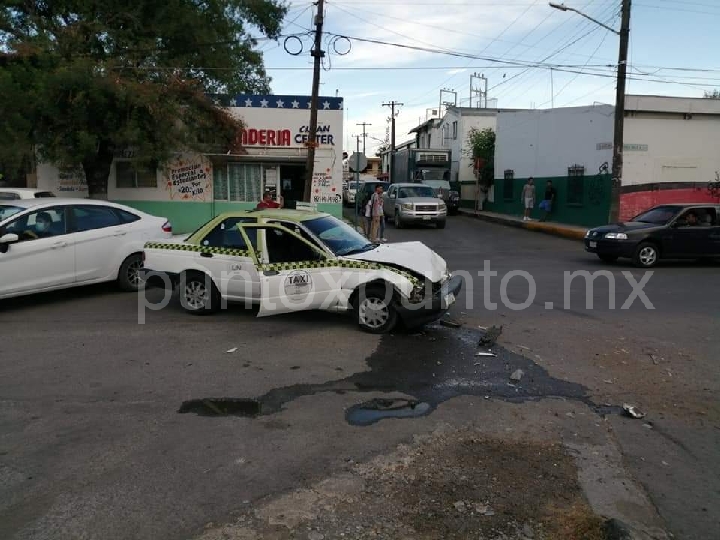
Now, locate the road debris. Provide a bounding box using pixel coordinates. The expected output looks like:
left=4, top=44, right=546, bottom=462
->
left=475, top=351, right=496, bottom=357
left=478, top=325, right=503, bottom=347
left=473, top=503, right=495, bottom=516
left=622, top=404, right=646, bottom=419
left=226, top=347, right=238, bottom=353
left=510, top=369, right=524, bottom=382
left=440, top=317, right=462, bottom=329
left=648, top=353, right=659, bottom=365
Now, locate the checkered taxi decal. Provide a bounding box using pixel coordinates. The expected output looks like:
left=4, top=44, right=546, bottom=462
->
left=144, top=242, right=250, bottom=258
left=145, top=242, right=422, bottom=287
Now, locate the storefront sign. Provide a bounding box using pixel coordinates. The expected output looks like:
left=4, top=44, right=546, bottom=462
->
left=311, top=170, right=341, bottom=204
left=241, top=125, right=336, bottom=147
left=597, top=142, right=648, bottom=151
left=57, top=166, right=88, bottom=194
left=164, top=154, right=212, bottom=201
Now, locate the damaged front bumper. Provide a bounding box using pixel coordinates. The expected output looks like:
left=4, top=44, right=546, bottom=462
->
left=397, top=274, right=464, bottom=327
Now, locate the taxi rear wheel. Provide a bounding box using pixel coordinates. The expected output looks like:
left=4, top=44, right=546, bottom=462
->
left=354, top=286, right=398, bottom=334
left=179, top=272, right=221, bottom=315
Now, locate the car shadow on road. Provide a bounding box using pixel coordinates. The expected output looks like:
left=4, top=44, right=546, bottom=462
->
left=0, top=283, right=124, bottom=313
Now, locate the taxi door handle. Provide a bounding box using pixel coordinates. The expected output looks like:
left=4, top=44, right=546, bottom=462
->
left=51, top=241, right=68, bottom=249
left=200, top=252, right=213, bottom=258
left=263, top=270, right=279, bottom=276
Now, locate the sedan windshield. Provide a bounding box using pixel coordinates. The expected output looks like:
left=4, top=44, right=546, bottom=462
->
left=398, top=186, right=435, bottom=198
left=0, top=204, right=23, bottom=222
left=303, top=215, right=376, bottom=256
left=632, top=206, right=683, bottom=225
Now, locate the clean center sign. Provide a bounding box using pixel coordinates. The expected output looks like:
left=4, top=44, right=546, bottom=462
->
left=241, top=125, right=336, bottom=147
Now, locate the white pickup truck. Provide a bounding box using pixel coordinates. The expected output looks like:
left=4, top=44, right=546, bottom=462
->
left=142, top=209, right=463, bottom=333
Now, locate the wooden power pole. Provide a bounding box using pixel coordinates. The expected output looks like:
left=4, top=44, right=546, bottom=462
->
left=303, top=0, right=325, bottom=203
left=356, top=122, right=372, bottom=155
left=608, top=0, right=631, bottom=223
left=382, top=101, right=403, bottom=182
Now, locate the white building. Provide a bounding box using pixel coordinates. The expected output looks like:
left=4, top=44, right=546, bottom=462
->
left=35, top=94, right=345, bottom=232
left=491, top=95, right=720, bottom=226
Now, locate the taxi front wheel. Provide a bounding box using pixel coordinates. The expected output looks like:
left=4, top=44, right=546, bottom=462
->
left=354, top=286, right=398, bottom=334
left=179, top=272, right=221, bottom=315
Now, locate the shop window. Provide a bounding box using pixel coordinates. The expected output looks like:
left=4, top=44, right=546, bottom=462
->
left=115, top=161, right=157, bottom=188
left=567, top=164, right=585, bottom=206
left=452, top=121, right=458, bottom=140
left=503, top=170, right=514, bottom=201
left=213, top=164, right=263, bottom=202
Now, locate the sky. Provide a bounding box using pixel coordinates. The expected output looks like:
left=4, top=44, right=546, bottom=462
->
left=254, top=0, right=720, bottom=154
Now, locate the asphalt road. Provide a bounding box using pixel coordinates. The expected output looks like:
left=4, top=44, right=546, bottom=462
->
left=1, top=212, right=718, bottom=540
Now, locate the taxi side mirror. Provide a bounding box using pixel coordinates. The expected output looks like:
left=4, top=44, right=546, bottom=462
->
left=390, top=193, right=396, bottom=199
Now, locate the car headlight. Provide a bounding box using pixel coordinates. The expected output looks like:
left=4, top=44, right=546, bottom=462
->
left=585, top=230, right=592, bottom=238
left=439, top=202, right=446, bottom=210
left=401, top=203, right=413, bottom=210
left=604, top=232, right=628, bottom=240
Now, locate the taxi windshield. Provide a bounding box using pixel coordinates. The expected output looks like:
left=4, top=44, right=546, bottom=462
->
left=303, top=215, right=376, bottom=256
left=0, top=204, right=23, bottom=222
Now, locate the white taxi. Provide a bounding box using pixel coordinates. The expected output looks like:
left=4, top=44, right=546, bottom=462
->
left=142, top=209, right=463, bottom=333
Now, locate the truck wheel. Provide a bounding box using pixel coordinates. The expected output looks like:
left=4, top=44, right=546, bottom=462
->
left=179, top=272, right=221, bottom=315
left=394, top=210, right=403, bottom=229
left=354, top=286, right=398, bottom=334
left=118, top=253, right=144, bottom=292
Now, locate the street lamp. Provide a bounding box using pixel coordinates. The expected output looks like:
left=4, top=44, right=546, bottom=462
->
left=549, top=1, right=631, bottom=224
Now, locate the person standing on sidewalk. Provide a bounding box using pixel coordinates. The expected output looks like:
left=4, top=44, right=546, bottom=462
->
left=370, top=184, right=384, bottom=242
left=539, top=180, right=557, bottom=222
left=521, top=177, right=535, bottom=221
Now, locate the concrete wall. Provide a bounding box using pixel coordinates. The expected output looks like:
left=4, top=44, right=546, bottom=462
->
left=489, top=106, right=614, bottom=227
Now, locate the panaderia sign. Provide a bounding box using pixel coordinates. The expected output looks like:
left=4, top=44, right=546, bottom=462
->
left=240, top=124, right=337, bottom=147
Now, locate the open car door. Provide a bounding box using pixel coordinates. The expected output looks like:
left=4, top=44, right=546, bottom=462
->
left=246, top=224, right=343, bottom=317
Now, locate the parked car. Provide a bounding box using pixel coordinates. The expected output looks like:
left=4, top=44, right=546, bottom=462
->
left=0, top=199, right=172, bottom=299
left=343, top=180, right=363, bottom=207
left=142, top=209, right=463, bottom=333
left=0, top=188, right=56, bottom=200
left=421, top=180, right=460, bottom=215
left=384, top=183, right=447, bottom=229
left=584, top=203, right=720, bottom=267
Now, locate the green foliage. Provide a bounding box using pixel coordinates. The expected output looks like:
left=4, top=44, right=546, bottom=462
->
left=704, top=89, right=720, bottom=99
left=0, top=0, right=287, bottom=196
left=465, top=127, right=495, bottom=188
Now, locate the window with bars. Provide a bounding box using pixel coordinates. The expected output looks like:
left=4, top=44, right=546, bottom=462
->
left=567, top=164, right=585, bottom=205
left=503, top=170, right=514, bottom=201
left=213, top=163, right=263, bottom=202
left=115, top=161, right=157, bottom=188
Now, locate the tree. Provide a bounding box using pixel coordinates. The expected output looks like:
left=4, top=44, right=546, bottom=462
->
left=464, top=127, right=495, bottom=190
left=704, top=89, right=720, bottom=99
left=0, top=0, right=287, bottom=198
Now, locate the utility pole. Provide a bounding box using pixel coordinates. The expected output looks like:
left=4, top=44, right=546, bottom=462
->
left=550, top=69, right=554, bottom=108
left=470, top=73, right=488, bottom=108
left=354, top=135, right=361, bottom=227
left=609, top=0, right=631, bottom=224
left=382, top=101, right=403, bottom=183
left=302, top=0, right=325, bottom=203
left=356, top=122, right=372, bottom=155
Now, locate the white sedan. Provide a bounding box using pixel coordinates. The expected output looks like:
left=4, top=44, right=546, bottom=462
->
left=0, top=199, right=172, bottom=300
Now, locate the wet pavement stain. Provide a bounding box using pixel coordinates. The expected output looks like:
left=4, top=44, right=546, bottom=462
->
left=179, top=325, right=604, bottom=423
left=345, top=398, right=432, bottom=426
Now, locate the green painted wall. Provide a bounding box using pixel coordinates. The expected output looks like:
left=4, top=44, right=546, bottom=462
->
left=483, top=174, right=611, bottom=228
left=115, top=200, right=342, bottom=234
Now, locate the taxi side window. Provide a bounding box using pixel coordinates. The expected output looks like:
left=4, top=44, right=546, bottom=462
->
left=202, top=218, right=258, bottom=251
left=267, top=220, right=322, bottom=251
left=265, top=228, right=322, bottom=263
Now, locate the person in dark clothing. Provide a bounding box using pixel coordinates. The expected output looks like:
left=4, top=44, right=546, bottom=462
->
left=539, top=180, right=557, bottom=222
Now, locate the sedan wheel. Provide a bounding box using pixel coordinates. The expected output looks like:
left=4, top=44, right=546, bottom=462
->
left=180, top=273, right=220, bottom=314
left=633, top=242, right=659, bottom=268
left=355, top=288, right=398, bottom=334
left=118, top=254, right=144, bottom=292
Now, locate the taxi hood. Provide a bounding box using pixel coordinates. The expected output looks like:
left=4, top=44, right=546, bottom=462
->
left=345, top=241, right=448, bottom=282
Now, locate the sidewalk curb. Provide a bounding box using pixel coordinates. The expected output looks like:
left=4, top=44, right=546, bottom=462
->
left=460, top=209, right=587, bottom=241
